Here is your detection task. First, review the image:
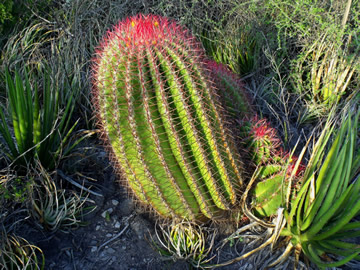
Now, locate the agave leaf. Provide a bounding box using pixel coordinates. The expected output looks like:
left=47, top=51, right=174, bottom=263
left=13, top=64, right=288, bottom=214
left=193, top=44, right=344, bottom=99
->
left=5, top=69, right=23, bottom=154
left=305, top=243, right=360, bottom=268
left=301, top=116, right=347, bottom=231
left=0, top=107, right=18, bottom=160
left=303, top=185, right=352, bottom=240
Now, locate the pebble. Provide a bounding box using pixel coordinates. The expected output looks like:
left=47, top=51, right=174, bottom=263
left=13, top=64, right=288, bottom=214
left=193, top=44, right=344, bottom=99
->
left=96, top=225, right=101, bottom=231
left=114, top=221, right=121, bottom=229
left=100, top=251, right=107, bottom=259
left=106, top=233, right=112, bottom=237
left=65, top=250, right=71, bottom=257
left=112, top=199, right=119, bottom=206
left=90, top=240, right=97, bottom=245
left=101, top=208, right=113, bottom=218
left=107, top=248, right=116, bottom=254
left=91, top=246, right=97, bottom=253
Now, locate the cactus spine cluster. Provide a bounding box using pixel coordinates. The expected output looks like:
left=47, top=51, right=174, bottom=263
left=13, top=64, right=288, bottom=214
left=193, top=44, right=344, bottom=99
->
left=92, top=14, right=243, bottom=221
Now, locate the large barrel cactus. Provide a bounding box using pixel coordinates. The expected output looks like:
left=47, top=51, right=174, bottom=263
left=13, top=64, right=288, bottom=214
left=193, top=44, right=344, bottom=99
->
left=92, top=14, right=244, bottom=221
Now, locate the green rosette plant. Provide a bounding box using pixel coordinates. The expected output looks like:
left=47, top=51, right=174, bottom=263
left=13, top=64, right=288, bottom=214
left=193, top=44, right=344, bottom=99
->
left=274, top=110, right=360, bottom=268
left=92, top=14, right=244, bottom=221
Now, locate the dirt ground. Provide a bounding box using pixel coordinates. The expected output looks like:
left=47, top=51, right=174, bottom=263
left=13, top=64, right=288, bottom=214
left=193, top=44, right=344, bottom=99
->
left=13, top=143, right=247, bottom=270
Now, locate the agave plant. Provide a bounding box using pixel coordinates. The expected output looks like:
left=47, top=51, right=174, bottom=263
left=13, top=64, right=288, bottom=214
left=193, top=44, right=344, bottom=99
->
left=274, top=110, right=360, bottom=268
left=92, top=14, right=244, bottom=221
left=0, top=68, right=79, bottom=170
left=201, top=28, right=259, bottom=76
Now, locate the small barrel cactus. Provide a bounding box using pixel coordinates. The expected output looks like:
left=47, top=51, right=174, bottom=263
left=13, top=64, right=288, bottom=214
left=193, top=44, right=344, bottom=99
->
left=242, top=116, right=281, bottom=165
left=92, top=14, right=244, bottom=221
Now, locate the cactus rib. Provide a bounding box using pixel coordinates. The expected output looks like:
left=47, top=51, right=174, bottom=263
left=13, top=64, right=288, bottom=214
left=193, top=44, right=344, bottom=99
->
left=146, top=47, right=217, bottom=219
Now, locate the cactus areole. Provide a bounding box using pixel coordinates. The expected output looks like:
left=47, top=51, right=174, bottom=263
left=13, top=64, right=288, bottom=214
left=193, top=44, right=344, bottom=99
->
left=92, top=14, right=243, bottom=221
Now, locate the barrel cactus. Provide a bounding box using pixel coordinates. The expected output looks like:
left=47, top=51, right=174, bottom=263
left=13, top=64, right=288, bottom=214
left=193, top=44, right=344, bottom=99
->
left=205, top=60, right=254, bottom=120
left=92, top=14, right=244, bottom=221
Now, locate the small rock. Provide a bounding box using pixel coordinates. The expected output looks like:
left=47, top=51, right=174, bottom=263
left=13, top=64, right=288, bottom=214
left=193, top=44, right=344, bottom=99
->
left=114, top=221, right=121, bottom=229
left=106, top=233, right=112, bottom=237
left=101, top=208, right=113, bottom=217
left=91, top=246, right=97, bottom=253
left=122, top=245, right=126, bottom=250
left=65, top=250, right=71, bottom=257
left=101, top=208, right=113, bottom=221
left=98, top=151, right=106, bottom=159
left=107, top=248, right=116, bottom=254
left=90, top=240, right=97, bottom=245
left=96, top=225, right=101, bottom=231
left=100, top=251, right=107, bottom=259
left=112, top=199, right=119, bottom=206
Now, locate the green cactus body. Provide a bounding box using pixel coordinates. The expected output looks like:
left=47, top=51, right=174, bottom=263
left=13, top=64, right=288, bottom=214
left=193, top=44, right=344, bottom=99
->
left=206, top=60, right=254, bottom=120
left=252, top=164, right=284, bottom=217
left=252, top=154, right=305, bottom=217
left=245, top=117, right=281, bottom=164
left=92, top=14, right=243, bottom=221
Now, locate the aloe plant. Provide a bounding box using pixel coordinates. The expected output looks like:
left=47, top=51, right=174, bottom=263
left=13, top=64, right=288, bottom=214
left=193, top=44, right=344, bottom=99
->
left=93, top=14, right=244, bottom=221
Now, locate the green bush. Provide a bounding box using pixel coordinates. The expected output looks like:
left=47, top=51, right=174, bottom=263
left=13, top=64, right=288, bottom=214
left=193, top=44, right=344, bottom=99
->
left=0, top=0, right=13, bottom=24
